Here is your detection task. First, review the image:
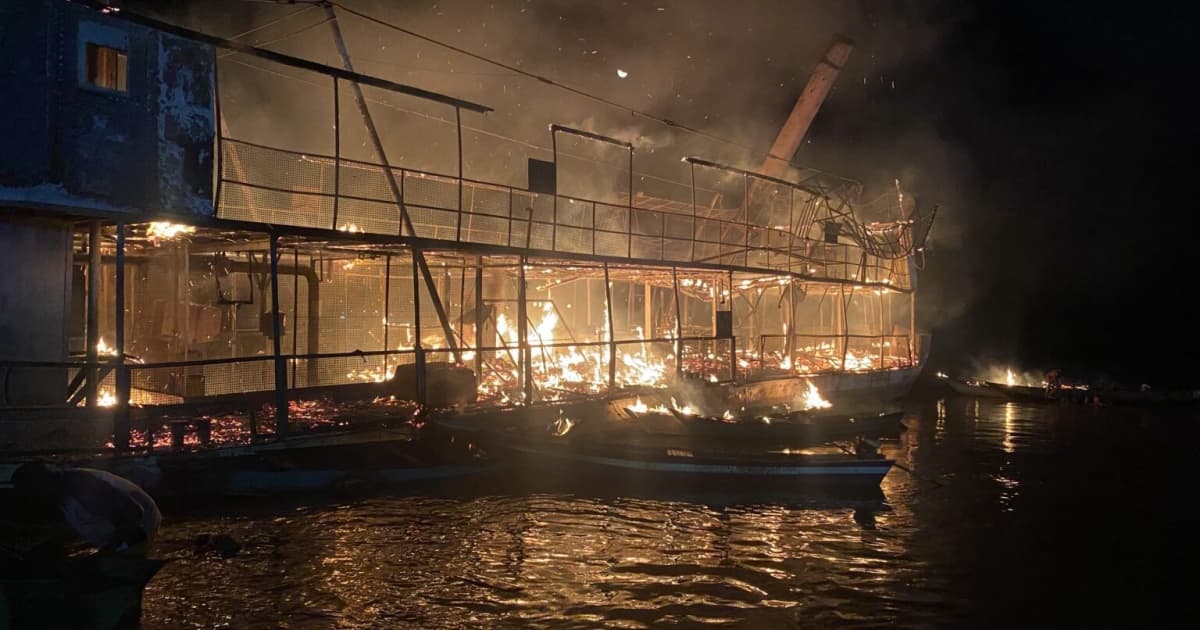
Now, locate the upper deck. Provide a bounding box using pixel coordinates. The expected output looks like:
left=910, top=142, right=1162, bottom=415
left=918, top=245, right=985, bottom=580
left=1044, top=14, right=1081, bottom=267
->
left=1, top=1, right=932, bottom=292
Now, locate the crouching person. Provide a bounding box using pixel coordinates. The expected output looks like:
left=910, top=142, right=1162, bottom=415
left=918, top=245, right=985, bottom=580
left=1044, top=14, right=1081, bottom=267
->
left=10, top=462, right=161, bottom=556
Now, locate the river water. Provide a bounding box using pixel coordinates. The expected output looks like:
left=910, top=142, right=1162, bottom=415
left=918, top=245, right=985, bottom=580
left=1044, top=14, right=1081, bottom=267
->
left=141, top=398, right=1198, bottom=628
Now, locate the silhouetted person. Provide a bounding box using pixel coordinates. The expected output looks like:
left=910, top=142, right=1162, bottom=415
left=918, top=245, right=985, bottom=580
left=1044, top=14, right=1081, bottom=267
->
left=1044, top=368, right=1062, bottom=396
left=10, top=462, right=160, bottom=556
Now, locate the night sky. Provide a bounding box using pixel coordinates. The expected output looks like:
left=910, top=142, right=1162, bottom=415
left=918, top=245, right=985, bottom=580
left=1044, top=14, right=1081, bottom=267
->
left=131, top=0, right=1199, bottom=386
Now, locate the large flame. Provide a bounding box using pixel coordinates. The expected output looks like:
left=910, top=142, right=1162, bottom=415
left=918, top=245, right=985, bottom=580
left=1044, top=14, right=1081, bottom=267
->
left=670, top=396, right=699, bottom=416
left=146, top=222, right=196, bottom=241
left=801, top=380, right=832, bottom=410
left=96, top=337, right=116, bottom=357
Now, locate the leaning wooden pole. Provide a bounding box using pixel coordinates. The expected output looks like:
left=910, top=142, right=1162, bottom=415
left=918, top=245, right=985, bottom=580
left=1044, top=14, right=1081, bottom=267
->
left=324, top=5, right=461, bottom=363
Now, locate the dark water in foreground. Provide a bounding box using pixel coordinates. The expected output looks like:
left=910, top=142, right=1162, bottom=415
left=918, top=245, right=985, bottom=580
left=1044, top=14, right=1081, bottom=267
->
left=142, top=399, right=1199, bottom=628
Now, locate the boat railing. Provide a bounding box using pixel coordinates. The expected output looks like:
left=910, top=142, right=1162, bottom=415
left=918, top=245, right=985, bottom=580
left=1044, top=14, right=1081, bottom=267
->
left=749, top=333, right=916, bottom=378
left=0, top=329, right=917, bottom=453
left=216, top=138, right=908, bottom=288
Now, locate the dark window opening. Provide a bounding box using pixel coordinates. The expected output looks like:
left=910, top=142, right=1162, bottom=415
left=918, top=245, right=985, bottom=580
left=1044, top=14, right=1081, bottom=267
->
left=86, top=43, right=127, bottom=92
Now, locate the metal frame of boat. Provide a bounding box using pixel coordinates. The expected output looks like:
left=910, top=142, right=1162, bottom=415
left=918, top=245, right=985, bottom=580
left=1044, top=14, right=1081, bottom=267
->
left=1, top=3, right=935, bottom=490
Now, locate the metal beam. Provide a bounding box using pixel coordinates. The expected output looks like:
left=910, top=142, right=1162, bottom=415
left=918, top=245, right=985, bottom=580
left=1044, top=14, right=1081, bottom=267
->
left=325, top=6, right=461, bottom=362
left=269, top=234, right=288, bottom=436
left=99, top=4, right=491, bottom=113
left=114, top=223, right=130, bottom=449
left=85, top=221, right=101, bottom=408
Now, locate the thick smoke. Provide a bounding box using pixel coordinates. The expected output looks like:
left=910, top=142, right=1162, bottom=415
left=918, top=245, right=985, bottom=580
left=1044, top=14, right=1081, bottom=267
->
left=123, top=0, right=972, bottom=354
left=124, top=0, right=959, bottom=188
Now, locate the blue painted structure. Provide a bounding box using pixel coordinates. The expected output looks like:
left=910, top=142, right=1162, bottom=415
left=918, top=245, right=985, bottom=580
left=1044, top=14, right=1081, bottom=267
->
left=0, top=0, right=215, bottom=218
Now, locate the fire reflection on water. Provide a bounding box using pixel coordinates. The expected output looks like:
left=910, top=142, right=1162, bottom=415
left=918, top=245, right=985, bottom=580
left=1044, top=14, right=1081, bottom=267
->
left=1002, top=402, right=1016, bottom=454
left=139, top=397, right=1130, bottom=627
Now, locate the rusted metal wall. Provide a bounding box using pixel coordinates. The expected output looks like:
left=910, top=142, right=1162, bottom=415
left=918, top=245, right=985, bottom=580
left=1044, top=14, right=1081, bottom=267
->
left=0, top=0, right=214, bottom=217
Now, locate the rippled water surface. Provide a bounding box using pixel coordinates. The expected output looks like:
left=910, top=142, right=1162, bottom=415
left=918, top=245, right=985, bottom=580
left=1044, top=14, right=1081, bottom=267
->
left=142, top=399, right=1199, bottom=628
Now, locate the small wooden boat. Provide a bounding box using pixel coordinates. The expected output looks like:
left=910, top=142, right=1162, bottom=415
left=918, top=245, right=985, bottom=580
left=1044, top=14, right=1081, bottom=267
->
left=2, top=424, right=491, bottom=500
left=436, top=409, right=895, bottom=487
left=982, top=381, right=1056, bottom=402
left=943, top=377, right=1009, bottom=398
left=619, top=407, right=907, bottom=447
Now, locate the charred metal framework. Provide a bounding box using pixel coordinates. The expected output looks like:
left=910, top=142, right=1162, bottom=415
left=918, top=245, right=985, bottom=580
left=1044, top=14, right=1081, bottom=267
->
left=0, top=3, right=934, bottom=453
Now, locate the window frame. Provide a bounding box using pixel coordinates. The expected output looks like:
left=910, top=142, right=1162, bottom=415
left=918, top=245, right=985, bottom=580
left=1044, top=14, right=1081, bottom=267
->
left=84, top=42, right=129, bottom=93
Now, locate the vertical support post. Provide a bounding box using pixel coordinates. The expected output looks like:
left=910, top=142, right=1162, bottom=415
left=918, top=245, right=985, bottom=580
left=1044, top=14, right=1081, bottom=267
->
left=291, top=246, right=299, bottom=388
left=603, top=263, right=616, bottom=390
left=473, top=256, right=484, bottom=381
left=689, top=163, right=697, bottom=262
left=787, top=189, right=796, bottom=274
left=551, top=130, right=558, bottom=251
left=114, top=223, right=130, bottom=450
left=643, top=282, right=653, bottom=339
left=324, top=7, right=460, bottom=361
left=412, top=249, right=426, bottom=403
left=840, top=286, right=851, bottom=371
left=455, top=107, right=464, bottom=241
left=85, top=220, right=101, bottom=408
left=660, top=213, right=666, bottom=260
left=910, top=284, right=917, bottom=365
left=182, top=244, right=191, bottom=364
left=332, top=77, right=340, bottom=229
left=213, top=60, right=223, bottom=214
left=506, top=190, right=514, bottom=247
left=672, top=267, right=683, bottom=380
left=384, top=254, right=391, bottom=377
left=786, top=280, right=797, bottom=374
left=742, top=174, right=750, bottom=267
left=269, top=234, right=288, bottom=436
left=727, top=270, right=736, bottom=382
left=627, top=145, right=634, bottom=258
left=517, top=256, right=532, bottom=402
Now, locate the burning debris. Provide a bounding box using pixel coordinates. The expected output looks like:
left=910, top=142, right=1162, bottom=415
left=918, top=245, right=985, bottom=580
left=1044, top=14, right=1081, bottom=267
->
left=145, top=221, right=196, bottom=243
left=800, top=379, right=833, bottom=410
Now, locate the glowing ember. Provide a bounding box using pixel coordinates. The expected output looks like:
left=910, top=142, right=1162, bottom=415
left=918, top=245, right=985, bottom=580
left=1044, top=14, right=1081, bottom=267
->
left=616, top=68, right=629, bottom=78
left=722, top=409, right=735, bottom=420
left=146, top=222, right=196, bottom=241
left=801, top=380, right=832, bottom=410
left=97, top=390, right=117, bottom=407
left=347, top=365, right=396, bottom=383
left=96, top=337, right=116, bottom=356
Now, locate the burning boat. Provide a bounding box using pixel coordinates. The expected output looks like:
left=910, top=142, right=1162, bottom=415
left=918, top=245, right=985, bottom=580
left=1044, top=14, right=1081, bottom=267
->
left=0, top=2, right=934, bottom=494
left=436, top=380, right=900, bottom=486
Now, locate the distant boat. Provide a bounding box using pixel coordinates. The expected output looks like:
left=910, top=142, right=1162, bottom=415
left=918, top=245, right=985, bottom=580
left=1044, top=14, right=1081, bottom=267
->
left=982, top=381, right=1056, bottom=402
left=942, top=377, right=1009, bottom=399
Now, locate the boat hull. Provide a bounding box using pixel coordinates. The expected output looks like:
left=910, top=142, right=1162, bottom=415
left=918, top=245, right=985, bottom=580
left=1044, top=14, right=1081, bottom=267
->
left=944, top=378, right=1009, bottom=398
left=2, top=427, right=490, bottom=500
left=1, top=556, right=165, bottom=630
left=504, top=443, right=893, bottom=484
